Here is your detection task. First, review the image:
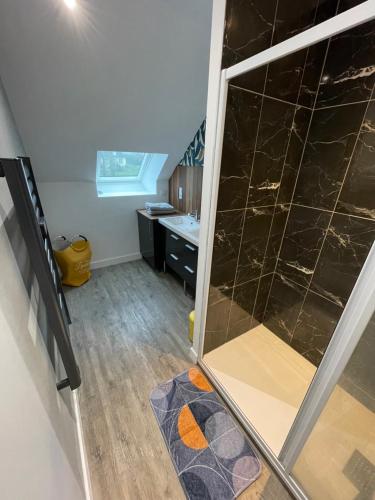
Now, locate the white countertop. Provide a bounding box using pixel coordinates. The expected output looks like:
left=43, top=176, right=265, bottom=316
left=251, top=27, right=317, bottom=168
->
left=158, top=215, right=200, bottom=247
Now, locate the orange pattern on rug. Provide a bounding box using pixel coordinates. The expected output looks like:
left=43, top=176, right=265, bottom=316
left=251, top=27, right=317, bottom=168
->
left=178, top=404, right=209, bottom=450
left=188, top=367, right=213, bottom=392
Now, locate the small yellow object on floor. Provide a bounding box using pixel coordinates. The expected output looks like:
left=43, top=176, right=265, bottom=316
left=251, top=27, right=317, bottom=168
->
left=189, top=310, right=195, bottom=343
left=54, top=235, right=92, bottom=287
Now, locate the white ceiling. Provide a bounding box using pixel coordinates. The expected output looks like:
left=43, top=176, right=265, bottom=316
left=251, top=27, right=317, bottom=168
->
left=0, top=0, right=212, bottom=182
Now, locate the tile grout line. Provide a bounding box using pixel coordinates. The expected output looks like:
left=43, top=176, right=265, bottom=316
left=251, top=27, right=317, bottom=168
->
left=261, top=38, right=319, bottom=321
left=251, top=62, right=311, bottom=321
left=257, top=0, right=326, bottom=319
left=289, top=25, right=375, bottom=341
left=217, top=201, right=375, bottom=223
left=239, top=0, right=287, bottom=331
left=229, top=84, right=312, bottom=112
left=293, top=202, right=375, bottom=222
left=235, top=271, right=274, bottom=289
left=264, top=26, right=334, bottom=339
left=314, top=97, right=375, bottom=111
left=226, top=0, right=281, bottom=340
left=216, top=202, right=290, bottom=214
left=252, top=101, right=298, bottom=325
left=287, top=37, right=336, bottom=341
left=229, top=81, right=375, bottom=115
left=301, top=83, right=375, bottom=295
left=274, top=272, right=344, bottom=309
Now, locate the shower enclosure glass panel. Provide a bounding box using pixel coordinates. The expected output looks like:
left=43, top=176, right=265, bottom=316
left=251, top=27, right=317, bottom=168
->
left=292, top=309, right=375, bottom=499
left=203, top=11, right=375, bottom=458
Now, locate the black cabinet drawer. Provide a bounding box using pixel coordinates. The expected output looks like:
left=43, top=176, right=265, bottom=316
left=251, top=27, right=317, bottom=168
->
left=166, top=229, right=185, bottom=256
left=166, top=250, right=183, bottom=275
left=182, top=241, right=198, bottom=271
left=164, top=228, right=198, bottom=291
left=181, top=262, right=197, bottom=288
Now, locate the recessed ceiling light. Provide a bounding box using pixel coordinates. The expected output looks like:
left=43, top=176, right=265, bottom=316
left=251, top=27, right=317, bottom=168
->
left=64, top=0, right=77, bottom=10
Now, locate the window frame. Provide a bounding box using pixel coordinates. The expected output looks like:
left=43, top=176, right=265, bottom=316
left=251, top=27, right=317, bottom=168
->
left=96, top=152, right=151, bottom=183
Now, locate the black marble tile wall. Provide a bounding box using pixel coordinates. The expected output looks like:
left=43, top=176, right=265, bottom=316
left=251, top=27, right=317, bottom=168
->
left=263, top=274, right=306, bottom=343
left=204, top=0, right=375, bottom=365
left=278, top=107, right=312, bottom=204
left=204, top=286, right=233, bottom=353
left=337, top=101, right=375, bottom=220
left=222, top=0, right=278, bottom=69
left=210, top=209, right=244, bottom=291
left=247, top=97, right=295, bottom=207
left=276, top=205, right=331, bottom=288
left=227, top=279, right=258, bottom=342
left=291, top=291, right=343, bottom=365
left=253, top=274, right=274, bottom=326
left=310, top=214, right=375, bottom=307
left=218, top=87, right=262, bottom=211
left=263, top=204, right=290, bottom=275
left=261, top=18, right=375, bottom=366
left=316, top=20, right=375, bottom=108
left=293, top=102, right=366, bottom=211
left=235, top=206, right=275, bottom=285
left=264, top=210, right=375, bottom=366
left=298, top=41, right=328, bottom=108
left=265, top=50, right=308, bottom=105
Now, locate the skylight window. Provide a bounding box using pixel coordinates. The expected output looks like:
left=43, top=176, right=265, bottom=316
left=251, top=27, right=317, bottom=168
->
left=97, top=151, right=149, bottom=181
left=96, top=150, right=168, bottom=197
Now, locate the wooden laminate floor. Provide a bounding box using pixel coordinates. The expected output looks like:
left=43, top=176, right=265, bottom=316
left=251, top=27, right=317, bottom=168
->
left=66, top=259, right=292, bottom=500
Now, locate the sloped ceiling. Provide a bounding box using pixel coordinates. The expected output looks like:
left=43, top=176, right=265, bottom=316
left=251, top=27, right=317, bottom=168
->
left=0, top=0, right=212, bottom=182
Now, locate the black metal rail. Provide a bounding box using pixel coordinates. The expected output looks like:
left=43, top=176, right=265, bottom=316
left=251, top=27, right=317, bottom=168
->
left=0, top=157, right=81, bottom=391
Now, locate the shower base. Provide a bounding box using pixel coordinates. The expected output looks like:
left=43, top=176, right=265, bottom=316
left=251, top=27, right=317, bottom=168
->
left=203, top=324, right=375, bottom=499
left=203, top=324, right=315, bottom=455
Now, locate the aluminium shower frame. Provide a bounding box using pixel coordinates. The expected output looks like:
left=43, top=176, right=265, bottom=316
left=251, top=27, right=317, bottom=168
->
left=193, top=1, right=375, bottom=498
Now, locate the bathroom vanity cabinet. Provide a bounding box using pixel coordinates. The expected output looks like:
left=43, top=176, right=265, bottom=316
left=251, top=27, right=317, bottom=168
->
left=165, top=228, right=198, bottom=291
left=137, top=209, right=198, bottom=293
left=137, top=209, right=168, bottom=271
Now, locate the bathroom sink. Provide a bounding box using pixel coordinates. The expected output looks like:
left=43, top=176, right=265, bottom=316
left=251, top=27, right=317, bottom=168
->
left=159, top=215, right=200, bottom=247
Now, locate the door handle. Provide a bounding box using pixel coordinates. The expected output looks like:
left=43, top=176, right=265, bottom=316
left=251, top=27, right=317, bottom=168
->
left=170, top=233, right=179, bottom=240
left=185, top=244, right=196, bottom=252
left=184, top=265, right=195, bottom=275
left=170, top=253, right=179, bottom=261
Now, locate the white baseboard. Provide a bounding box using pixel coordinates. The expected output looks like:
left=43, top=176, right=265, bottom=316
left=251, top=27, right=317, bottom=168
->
left=72, top=390, right=93, bottom=500
left=91, top=252, right=141, bottom=270
left=190, top=346, right=198, bottom=364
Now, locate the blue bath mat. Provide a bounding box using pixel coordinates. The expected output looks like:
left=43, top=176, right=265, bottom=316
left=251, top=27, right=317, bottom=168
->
left=150, top=367, right=261, bottom=499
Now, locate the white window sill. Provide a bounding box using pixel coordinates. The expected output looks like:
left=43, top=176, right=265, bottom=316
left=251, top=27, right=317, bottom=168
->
left=96, top=181, right=155, bottom=198
left=98, top=190, right=155, bottom=198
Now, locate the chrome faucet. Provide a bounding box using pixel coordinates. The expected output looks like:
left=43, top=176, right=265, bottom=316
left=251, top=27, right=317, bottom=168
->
left=188, top=209, right=200, bottom=222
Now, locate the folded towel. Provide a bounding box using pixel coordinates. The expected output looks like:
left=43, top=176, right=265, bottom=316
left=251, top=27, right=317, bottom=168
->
left=147, top=210, right=176, bottom=215
left=145, top=202, right=174, bottom=211
left=145, top=202, right=176, bottom=216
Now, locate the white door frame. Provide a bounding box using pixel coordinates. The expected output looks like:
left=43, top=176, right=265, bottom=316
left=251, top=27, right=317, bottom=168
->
left=194, top=1, right=375, bottom=497
left=191, top=0, right=227, bottom=362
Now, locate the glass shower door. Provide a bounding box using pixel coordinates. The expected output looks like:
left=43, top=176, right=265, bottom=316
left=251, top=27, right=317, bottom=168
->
left=203, top=8, right=375, bottom=457
left=291, top=310, right=375, bottom=499
left=199, top=2, right=375, bottom=495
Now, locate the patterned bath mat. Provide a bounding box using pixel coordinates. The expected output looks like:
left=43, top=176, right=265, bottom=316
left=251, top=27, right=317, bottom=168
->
left=150, top=367, right=261, bottom=499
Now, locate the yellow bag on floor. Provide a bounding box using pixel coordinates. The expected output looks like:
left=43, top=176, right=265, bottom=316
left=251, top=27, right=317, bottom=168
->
left=54, top=235, right=92, bottom=287
left=189, top=310, right=195, bottom=343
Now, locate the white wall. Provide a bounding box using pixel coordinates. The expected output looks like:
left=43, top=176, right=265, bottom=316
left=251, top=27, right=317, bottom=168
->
left=0, top=0, right=212, bottom=183
left=0, top=0, right=212, bottom=264
left=0, top=79, right=86, bottom=500
left=38, top=180, right=168, bottom=266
